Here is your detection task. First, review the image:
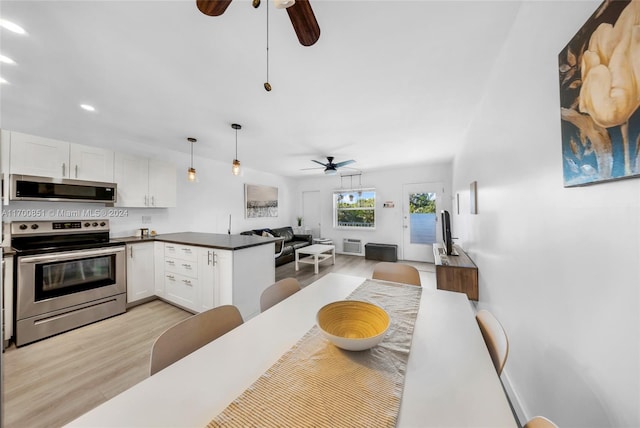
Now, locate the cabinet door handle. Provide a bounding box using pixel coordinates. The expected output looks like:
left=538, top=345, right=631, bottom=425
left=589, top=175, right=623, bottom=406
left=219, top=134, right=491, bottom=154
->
left=166, top=274, right=175, bottom=280
left=208, top=251, right=213, bottom=266
left=166, top=260, right=175, bottom=265
left=182, top=263, right=192, bottom=270
left=75, top=165, right=78, bottom=178
left=62, top=163, right=66, bottom=177
left=129, top=246, right=133, bottom=259
left=213, top=252, right=217, bottom=266
left=144, top=195, right=149, bottom=206
left=182, top=248, right=192, bottom=254
left=151, top=196, right=155, bottom=206
left=182, top=279, right=192, bottom=286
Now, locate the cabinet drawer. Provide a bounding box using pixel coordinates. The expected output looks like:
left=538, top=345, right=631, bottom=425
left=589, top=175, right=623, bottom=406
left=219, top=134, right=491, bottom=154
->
left=164, top=257, right=197, bottom=278
left=164, top=272, right=199, bottom=311
left=164, top=243, right=198, bottom=261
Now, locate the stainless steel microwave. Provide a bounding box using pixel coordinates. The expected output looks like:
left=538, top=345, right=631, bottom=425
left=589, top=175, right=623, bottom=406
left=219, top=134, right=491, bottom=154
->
left=10, top=175, right=117, bottom=203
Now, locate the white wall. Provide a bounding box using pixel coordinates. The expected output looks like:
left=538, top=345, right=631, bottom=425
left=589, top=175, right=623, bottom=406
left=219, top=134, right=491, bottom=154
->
left=296, top=162, right=452, bottom=260
left=453, top=2, right=639, bottom=427
left=3, top=144, right=298, bottom=237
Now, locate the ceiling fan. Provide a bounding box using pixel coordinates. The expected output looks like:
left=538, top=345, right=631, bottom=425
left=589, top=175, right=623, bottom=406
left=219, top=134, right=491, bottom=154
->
left=307, top=157, right=356, bottom=175
left=196, top=0, right=320, bottom=46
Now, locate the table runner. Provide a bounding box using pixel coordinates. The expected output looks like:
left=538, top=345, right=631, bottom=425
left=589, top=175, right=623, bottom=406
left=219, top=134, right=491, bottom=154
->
left=207, top=279, right=422, bottom=428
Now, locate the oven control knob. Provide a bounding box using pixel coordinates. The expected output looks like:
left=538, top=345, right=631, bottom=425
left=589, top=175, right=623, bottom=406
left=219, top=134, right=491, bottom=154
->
left=30, top=224, right=39, bottom=230
left=19, top=224, right=27, bottom=230
left=84, top=222, right=90, bottom=227
left=92, top=222, right=99, bottom=227
left=100, top=222, right=106, bottom=227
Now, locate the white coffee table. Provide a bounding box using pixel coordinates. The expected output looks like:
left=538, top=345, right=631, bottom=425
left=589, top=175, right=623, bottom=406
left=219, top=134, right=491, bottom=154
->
left=295, top=244, right=336, bottom=274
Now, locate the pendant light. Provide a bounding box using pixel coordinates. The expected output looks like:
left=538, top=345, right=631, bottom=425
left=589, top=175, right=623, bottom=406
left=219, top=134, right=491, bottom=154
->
left=187, top=137, right=197, bottom=182
left=232, top=123, right=242, bottom=176
left=264, top=0, right=272, bottom=91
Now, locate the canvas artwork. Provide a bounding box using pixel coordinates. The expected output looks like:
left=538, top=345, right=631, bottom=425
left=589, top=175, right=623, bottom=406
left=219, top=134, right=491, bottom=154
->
left=559, top=0, right=640, bottom=187
left=245, top=184, right=278, bottom=218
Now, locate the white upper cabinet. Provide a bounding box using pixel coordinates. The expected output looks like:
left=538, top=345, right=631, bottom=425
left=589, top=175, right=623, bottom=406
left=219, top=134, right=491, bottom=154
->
left=148, top=159, right=176, bottom=208
left=9, top=132, right=70, bottom=178
left=69, top=143, right=114, bottom=182
left=114, top=153, right=176, bottom=208
left=114, top=153, right=149, bottom=207
left=9, top=131, right=114, bottom=182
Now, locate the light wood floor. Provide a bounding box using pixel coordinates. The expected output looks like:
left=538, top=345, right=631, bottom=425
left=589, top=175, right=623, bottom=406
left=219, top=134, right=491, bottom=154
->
left=2, top=255, right=435, bottom=428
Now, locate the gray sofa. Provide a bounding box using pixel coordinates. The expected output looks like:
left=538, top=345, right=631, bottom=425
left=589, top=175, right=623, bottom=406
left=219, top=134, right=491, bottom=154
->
left=241, top=226, right=312, bottom=266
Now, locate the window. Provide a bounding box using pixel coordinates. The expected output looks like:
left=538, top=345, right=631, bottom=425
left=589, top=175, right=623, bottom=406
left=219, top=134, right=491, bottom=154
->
left=333, top=188, right=375, bottom=229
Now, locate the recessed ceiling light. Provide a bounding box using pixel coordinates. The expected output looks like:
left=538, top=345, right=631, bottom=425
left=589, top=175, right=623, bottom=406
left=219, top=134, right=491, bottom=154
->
left=80, top=104, right=96, bottom=112
left=0, top=54, right=15, bottom=64
left=0, top=19, right=26, bottom=35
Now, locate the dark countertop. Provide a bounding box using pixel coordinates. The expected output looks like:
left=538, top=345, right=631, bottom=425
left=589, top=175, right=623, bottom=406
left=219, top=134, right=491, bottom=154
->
left=114, top=232, right=278, bottom=251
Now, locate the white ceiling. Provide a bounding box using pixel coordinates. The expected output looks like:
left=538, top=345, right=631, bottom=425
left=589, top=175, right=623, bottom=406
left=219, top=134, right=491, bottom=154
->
left=0, top=0, right=524, bottom=177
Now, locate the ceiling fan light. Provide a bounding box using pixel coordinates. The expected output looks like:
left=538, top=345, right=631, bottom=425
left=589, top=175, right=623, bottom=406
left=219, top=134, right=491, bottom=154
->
left=273, top=0, right=295, bottom=9
left=324, top=168, right=337, bottom=175
left=232, top=159, right=241, bottom=176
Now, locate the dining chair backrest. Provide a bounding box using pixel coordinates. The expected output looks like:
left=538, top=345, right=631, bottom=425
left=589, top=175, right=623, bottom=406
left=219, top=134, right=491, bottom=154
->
left=149, top=305, right=243, bottom=375
left=371, top=262, right=421, bottom=286
left=476, top=309, right=509, bottom=376
left=524, top=416, right=558, bottom=428
left=260, top=277, right=302, bottom=312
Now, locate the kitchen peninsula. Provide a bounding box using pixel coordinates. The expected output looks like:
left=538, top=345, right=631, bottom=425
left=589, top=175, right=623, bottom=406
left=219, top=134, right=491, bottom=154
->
left=119, top=232, right=277, bottom=320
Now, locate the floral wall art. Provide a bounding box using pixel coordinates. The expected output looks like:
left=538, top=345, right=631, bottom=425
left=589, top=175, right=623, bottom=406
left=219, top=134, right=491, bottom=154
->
left=559, top=0, right=640, bottom=186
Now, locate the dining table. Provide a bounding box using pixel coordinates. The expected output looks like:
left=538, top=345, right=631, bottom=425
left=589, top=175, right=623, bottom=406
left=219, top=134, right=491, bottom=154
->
left=66, top=273, right=517, bottom=427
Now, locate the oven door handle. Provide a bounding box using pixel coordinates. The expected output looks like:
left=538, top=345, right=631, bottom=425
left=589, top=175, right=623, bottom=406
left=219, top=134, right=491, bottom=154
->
left=18, top=247, right=125, bottom=264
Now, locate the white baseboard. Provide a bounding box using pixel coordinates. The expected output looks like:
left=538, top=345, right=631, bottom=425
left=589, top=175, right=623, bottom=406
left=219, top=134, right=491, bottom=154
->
left=502, top=368, right=529, bottom=426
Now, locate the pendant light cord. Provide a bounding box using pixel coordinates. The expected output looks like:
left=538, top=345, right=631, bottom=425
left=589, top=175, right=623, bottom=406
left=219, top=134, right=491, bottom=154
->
left=235, top=128, right=238, bottom=159
left=266, top=0, right=270, bottom=84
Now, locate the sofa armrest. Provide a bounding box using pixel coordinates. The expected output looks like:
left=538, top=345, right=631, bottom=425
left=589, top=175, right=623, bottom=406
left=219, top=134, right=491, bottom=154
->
left=293, top=234, right=313, bottom=245
left=274, top=237, right=285, bottom=258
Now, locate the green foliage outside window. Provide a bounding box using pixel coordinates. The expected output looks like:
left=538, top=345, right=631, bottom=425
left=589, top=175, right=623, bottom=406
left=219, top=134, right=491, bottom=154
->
left=334, top=190, right=375, bottom=228
left=409, top=192, right=436, bottom=214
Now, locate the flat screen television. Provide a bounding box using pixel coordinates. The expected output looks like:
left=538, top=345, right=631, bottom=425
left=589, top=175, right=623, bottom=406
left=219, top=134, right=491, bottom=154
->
left=440, top=210, right=456, bottom=256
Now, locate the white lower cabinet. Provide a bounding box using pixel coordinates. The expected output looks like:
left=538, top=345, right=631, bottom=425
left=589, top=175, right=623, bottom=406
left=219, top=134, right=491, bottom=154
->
left=158, top=241, right=274, bottom=319
left=126, top=242, right=155, bottom=304
left=161, top=243, right=228, bottom=313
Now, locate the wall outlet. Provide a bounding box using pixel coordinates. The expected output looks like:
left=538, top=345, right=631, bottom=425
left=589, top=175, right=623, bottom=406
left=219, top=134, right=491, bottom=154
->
left=141, top=215, right=152, bottom=224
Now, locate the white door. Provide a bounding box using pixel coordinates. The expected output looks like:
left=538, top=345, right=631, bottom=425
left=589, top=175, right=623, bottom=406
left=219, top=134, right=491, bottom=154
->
left=302, top=190, right=321, bottom=238
left=402, top=183, right=442, bottom=262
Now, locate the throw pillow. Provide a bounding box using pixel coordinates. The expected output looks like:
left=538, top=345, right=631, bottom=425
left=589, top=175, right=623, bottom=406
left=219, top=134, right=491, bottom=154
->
left=262, top=231, right=274, bottom=238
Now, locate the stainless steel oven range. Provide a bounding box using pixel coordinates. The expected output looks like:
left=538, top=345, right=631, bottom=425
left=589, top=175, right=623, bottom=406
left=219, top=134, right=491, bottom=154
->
left=11, top=219, right=126, bottom=346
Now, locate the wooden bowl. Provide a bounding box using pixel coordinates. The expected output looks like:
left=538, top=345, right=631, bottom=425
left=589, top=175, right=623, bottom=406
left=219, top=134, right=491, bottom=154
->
left=316, top=300, right=390, bottom=351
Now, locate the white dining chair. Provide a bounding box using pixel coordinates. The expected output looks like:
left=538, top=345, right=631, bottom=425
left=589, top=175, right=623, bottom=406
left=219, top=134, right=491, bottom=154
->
left=260, top=277, right=302, bottom=312
left=149, top=304, right=243, bottom=375
left=372, top=262, right=421, bottom=286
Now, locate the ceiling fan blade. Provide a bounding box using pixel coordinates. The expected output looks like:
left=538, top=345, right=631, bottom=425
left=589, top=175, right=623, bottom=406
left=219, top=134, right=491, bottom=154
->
left=286, top=0, right=320, bottom=46
left=334, top=159, right=355, bottom=168
left=311, top=159, right=328, bottom=167
left=196, top=0, right=233, bottom=16
left=300, top=167, right=324, bottom=170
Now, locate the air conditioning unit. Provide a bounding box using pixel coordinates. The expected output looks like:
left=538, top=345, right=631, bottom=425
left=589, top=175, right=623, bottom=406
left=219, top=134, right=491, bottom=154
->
left=343, top=238, right=362, bottom=254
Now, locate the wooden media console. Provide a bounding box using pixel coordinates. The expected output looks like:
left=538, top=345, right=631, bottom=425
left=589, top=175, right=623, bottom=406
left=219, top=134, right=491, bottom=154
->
left=433, top=243, right=478, bottom=301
